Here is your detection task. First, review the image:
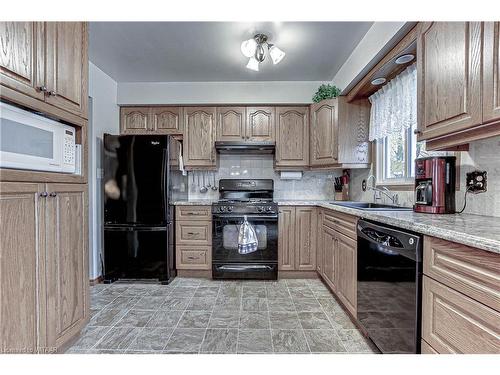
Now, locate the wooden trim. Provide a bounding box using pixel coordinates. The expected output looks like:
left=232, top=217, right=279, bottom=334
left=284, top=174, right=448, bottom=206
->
left=346, top=26, right=418, bottom=102
left=278, top=270, right=318, bottom=279
left=0, top=87, right=86, bottom=127
left=177, top=270, right=212, bottom=278
left=425, top=120, right=500, bottom=150
left=89, top=276, right=103, bottom=285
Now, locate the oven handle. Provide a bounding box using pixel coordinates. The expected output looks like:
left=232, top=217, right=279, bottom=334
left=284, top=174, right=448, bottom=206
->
left=215, top=264, right=275, bottom=271
left=212, top=214, right=278, bottom=220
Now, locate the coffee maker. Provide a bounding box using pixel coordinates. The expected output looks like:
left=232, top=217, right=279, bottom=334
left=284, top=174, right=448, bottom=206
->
left=414, top=156, right=456, bottom=214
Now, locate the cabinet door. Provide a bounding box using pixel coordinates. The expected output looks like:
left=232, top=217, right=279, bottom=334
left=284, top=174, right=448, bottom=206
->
left=0, top=182, right=44, bottom=354
left=295, top=207, right=316, bottom=271
left=0, top=22, right=45, bottom=100
left=45, top=183, right=88, bottom=350
left=335, top=231, right=357, bottom=317
left=278, top=207, right=296, bottom=271
left=422, top=276, right=500, bottom=354
left=310, top=99, right=338, bottom=166
left=483, top=22, right=500, bottom=123
left=417, top=22, right=482, bottom=140
left=246, top=107, right=275, bottom=141
left=275, top=107, right=309, bottom=168
left=322, top=225, right=337, bottom=291
left=217, top=107, right=246, bottom=141
left=316, top=211, right=323, bottom=273
left=184, top=107, right=216, bottom=168
left=120, top=107, right=151, bottom=134
left=45, top=22, right=88, bottom=118
left=151, top=107, right=183, bottom=134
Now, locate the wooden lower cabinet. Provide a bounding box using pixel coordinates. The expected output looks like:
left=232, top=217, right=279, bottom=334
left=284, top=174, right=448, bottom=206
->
left=335, top=231, right=357, bottom=317
left=422, top=276, right=500, bottom=353
left=321, top=224, right=337, bottom=291
left=278, top=206, right=317, bottom=272
left=175, top=206, right=212, bottom=270
left=0, top=182, right=44, bottom=353
left=0, top=182, right=88, bottom=353
left=43, top=183, right=88, bottom=350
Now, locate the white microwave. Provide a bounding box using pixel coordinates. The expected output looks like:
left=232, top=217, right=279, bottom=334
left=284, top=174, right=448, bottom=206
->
left=0, top=101, right=78, bottom=174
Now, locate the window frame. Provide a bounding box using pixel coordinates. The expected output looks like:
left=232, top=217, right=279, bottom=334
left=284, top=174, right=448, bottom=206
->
left=375, top=125, right=416, bottom=189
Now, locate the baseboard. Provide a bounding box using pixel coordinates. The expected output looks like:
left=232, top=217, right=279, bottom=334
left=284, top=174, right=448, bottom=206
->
left=177, top=270, right=212, bottom=278
left=89, top=276, right=103, bottom=285
left=278, top=270, right=319, bottom=279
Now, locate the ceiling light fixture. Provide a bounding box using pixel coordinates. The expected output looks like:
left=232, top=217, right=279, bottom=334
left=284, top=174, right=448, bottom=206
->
left=241, top=33, right=286, bottom=71
left=395, top=54, right=415, bottom=65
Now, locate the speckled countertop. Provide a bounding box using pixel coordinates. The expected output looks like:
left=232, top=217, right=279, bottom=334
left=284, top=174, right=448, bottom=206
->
left=173, top=199, right=500, bottom=254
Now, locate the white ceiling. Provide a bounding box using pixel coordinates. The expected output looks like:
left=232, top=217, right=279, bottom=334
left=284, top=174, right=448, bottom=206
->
left=89, top=22, right=373, bottom=82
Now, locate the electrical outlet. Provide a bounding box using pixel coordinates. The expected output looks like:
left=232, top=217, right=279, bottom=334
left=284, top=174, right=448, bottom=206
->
left=466, top=170, right=487, bottom=194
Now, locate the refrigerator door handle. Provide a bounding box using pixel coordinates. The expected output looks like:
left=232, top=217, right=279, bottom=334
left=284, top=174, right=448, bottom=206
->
left=161, top=147, right=168, bottom=222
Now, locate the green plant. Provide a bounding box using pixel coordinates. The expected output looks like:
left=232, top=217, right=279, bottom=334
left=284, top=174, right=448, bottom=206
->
left=312, top=84, right=341, bottom=103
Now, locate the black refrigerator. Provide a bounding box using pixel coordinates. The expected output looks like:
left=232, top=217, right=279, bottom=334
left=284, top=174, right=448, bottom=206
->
left=103, top=134, right=187, bottom=284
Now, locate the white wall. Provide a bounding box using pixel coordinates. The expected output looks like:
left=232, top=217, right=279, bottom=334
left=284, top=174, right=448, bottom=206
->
left=88, top=62, right=119, bottom=280
left=117, top=81, right=326, bottom=105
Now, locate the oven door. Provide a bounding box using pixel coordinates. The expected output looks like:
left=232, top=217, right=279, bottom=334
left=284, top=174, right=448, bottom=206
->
left=212, top=213, right=278, bottom=279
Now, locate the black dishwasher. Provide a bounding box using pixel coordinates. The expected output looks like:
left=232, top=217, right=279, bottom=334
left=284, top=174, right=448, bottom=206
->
left=357, top=219, right=423, bottom=354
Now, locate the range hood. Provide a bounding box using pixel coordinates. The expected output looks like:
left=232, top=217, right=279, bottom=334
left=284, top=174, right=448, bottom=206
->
left=215, top=141, right=275, bottom=154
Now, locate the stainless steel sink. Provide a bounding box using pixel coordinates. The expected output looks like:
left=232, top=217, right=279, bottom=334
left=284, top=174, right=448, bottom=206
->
left=329, top=202, right=412, bottom=211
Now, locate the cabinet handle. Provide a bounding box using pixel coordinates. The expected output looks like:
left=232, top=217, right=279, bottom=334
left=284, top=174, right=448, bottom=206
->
left=38, top=86, right=47, bottom=93
left=49, top=91, right=57, bottom=97
left=39, top=192, right=48, bottom=198
left=413, top=129, right=422, bottom=135
left=187, top=232, right=197, bottom=235
left=49, top=192, right=57, bottom=197
left=187, top=256, right=197, bottom=260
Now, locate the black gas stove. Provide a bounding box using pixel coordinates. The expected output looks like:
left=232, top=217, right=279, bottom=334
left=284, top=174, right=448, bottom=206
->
left=211, top=179, right=278, bottom=280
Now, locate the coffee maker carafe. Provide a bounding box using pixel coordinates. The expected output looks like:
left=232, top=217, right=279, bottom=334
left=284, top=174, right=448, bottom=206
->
left=414, top=156, right=456, bottom=214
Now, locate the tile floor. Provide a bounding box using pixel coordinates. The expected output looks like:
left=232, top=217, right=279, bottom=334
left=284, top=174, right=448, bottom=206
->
left=66, top=278, right=378, bottom=354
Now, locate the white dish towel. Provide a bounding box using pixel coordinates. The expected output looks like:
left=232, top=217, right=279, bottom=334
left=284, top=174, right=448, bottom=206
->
left=238, top=216, right=258, bottom=254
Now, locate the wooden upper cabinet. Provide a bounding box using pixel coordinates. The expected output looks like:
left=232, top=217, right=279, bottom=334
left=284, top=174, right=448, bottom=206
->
left=44, top=183, right=88, bottom=349
left=417, top=22, right=483, bottom=140
left=120, top=107, right=151, bottom=134
left=151, top=106, right=183, bottom=134
left=184, top=107, right=217, bottom=168
left=275, top=107, right=309, bottom=169
left=483, top=22, right=500, bottom=123
left=295, top=207, right=316, bottom=271
left=278, top=206, right=296, bottom=271
left=246, top=107, right=275, bottom=141
left=0, top=182, right=44, bottom=354
left=0, top=22, right=45, bottom=100
left=44, top=22, right=88, bottom=118
left=335, top=231, right=357, bottom=317
left=0, top=22, right=88, bottom=119
left=217, top=107, right=246, bottom=141
left=310, top=99, right=337, bottom=166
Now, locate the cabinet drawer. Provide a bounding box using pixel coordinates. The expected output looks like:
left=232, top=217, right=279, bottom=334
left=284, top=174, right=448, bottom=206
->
left=176, top=246, right=211, bottom=270
left=422, top=276, right=500, bottom=354
left=176, top=206, right=212, bottom=221
left=322, top=209, right=358, bottom=239
left=176, top=221, right=211, bottom=245
left=424, top=236, right=500, bottom=312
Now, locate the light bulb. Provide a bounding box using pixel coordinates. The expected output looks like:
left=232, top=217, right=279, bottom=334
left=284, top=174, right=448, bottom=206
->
left=269, top=45, right=285, bottom=64
left=241, top=38, right=257, bottom=58
left=246, top=57, right=259, bottom=71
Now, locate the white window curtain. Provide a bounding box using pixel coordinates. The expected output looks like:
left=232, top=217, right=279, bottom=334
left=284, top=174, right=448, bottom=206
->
left=368, top=63, right=417, bottom=141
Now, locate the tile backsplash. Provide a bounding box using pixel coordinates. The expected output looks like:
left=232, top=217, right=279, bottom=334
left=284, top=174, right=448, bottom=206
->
left=350, top=136, right=500, bottom=217
left=188, top=155, right=341, bottom=201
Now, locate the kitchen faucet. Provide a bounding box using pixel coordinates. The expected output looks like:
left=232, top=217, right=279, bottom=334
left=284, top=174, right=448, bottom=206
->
left=365, top=175, right=399, bottom=205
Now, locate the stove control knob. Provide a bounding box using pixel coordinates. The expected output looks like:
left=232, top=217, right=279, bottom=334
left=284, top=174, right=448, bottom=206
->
left=257, top=206, right=264, bottom=213
left=227, top=206, right=233, bottom=212
left=266, top=206, right=273, bottom=212
left=219, top=206, right=226, bottom=212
